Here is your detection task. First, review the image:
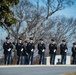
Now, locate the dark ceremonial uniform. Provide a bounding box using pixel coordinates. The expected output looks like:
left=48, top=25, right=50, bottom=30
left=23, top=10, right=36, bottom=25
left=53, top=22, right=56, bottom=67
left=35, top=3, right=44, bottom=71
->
left=23, top=41, right=29, bottom=65
left=72, top=43, right=76, bottom=64
left=27, top=40, right=35, bottom=65
left=37, top=39, right=46, bottom=64
left=60, top=40, right=68, bottom=64
left=3, top=37, right=13, bottom=64
left=49, top=43, right=57, bottom=64
left=16, top=42, right=24, bottom=64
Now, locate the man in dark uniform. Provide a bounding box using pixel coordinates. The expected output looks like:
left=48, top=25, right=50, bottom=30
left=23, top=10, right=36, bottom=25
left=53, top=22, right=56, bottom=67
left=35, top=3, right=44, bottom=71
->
left=16, top=38, right=24, bottom=65
left=37, top=38, right=46, bottom=64
left=60, top=40, right=68, bottom=64
left=71, top=42, right=76, bottom=64
left=27, top=38, right=35, bottom=65
left=49, top=39, right=57, bottom=64
left=3, top=37, right=13, bottom=65
left=23, top=41, right=29, bottom=65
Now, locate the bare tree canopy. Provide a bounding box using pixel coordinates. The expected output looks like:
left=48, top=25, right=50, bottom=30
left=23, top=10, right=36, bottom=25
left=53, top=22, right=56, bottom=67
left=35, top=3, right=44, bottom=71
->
left=1, top=0, right=74, bottom=40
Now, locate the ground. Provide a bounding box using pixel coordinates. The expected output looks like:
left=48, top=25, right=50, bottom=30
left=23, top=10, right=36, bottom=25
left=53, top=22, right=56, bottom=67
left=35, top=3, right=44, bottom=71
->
left=0, top=65, right=76, bottom=75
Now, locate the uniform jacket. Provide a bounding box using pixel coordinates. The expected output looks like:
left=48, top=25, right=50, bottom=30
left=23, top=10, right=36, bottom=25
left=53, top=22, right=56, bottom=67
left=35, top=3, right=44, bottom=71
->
left=72, top=47, right=76, bottom=57
left=49, top=43, right=57, bottom=54
left=60, top=44, right=68, bottom=55
left=23, top=44, right=28, bottom=56
left=3, top=42, right=13, bottom=54
left=37, top=43, right=46, bottom=54
left=27, top=42, right=35, bottom=54
left=16, top=42, right=24, bottom=56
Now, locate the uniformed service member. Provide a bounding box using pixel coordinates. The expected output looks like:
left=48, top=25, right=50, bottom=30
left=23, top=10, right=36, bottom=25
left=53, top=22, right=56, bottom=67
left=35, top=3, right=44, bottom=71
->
left=16, top=38, right=24, bottom=65
left=60, top=40, right=68, bottom=64
left=27, top=38, right=35, bottom=65
left=37, top=38, right=46, bottom=64
left=3, top=37, right=13, bottom=65
left=23, top=41, right=29, bottom=65
left=71, top=42, right=76, bottom=64
left=49, top=39, right=57, bottom=64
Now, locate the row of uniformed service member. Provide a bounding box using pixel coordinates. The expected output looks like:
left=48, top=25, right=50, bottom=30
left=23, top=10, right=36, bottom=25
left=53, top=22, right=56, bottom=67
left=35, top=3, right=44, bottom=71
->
left=3, top=37, right=76, bottom=65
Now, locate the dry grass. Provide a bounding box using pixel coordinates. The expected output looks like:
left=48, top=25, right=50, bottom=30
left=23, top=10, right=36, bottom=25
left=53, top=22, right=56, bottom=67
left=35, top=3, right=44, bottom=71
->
left=63, top=72, right=76, bottom=75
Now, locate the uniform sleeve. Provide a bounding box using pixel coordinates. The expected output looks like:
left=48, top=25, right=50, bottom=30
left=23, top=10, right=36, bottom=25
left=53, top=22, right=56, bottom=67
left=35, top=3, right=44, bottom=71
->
left=44, top=44, right=46, bottom=49
left=60, top=44, right=62, bottom=54
left=60, top=44, right=64, bottom=51
left=3, top=42, right=5, bottom=50
left=72, top=47, right=73, bottom=52
left=60, top=44, right=62, bottom=51
left=33, top=43, right=35, bottom=49
left=3, top=42, right=7, bottom=50
left=49, top=44, right=51, bottom=54
left=55, top=44, right=57, bottom=50
left=71, top=47, right=74, bottom=56
left=10, top=43, right=13, bottom=49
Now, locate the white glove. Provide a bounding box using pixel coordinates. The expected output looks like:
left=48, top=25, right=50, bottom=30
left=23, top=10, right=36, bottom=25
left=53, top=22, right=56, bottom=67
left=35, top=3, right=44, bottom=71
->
left=8, top=48, right=11, bottom=51
left=31, top=49, right=34, bottom=52
left=54, top=49, right=56, bottom=52
left=42, top=49, right=45, bottom=52
left=21, top=48, right=23, bottom=51
left=65, top=49, right=67, bottom=52
left=74, top=45, right=76, bottom=47
left=26, top=53, right=28, bottom=55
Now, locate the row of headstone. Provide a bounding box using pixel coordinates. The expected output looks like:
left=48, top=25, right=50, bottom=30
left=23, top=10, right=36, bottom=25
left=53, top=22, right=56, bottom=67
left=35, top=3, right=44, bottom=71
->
left=45, top=55, right=71, bottom=65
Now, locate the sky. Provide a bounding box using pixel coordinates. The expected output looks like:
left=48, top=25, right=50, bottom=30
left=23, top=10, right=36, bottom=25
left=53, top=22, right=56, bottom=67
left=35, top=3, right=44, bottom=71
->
left=54, top=0, right=76, bottom=18
left=29, top=0, right=76, bottom=18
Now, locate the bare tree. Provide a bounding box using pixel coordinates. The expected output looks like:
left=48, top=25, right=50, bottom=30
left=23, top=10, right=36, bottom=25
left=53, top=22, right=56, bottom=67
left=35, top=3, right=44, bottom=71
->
left=1, top=0, right=74, bottom=41
left=29, top=0, right=74, bottom=42
left=0, top=0, right=75, bottom=64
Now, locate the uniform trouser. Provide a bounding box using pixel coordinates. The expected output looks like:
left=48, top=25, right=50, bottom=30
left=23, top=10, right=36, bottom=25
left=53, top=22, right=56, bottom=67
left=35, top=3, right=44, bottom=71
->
left=24, top=55, right=29, bottom=65
left=17, top=55, right=23, bottom=65
left=4, top=54, right=11, bottom=65
left=61, top=54, right=66, bottom=64
left=39, top=52, right=45, bottom=64
left=50, top=54, right=55, bottom=64
left=73, top=55, right=76, bottom=64
left=29, top=52, right=34, bottom=65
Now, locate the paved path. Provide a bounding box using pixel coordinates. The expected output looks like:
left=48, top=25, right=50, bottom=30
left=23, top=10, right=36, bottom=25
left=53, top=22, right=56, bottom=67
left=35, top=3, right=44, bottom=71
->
left=0, top=65, right=76, bottom=75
